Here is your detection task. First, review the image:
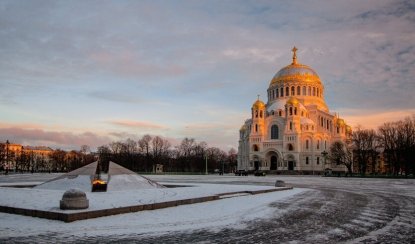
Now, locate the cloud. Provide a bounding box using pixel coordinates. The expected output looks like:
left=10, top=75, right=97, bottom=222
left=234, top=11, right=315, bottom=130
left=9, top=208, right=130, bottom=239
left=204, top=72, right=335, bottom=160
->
left=88, top=50, right=187, bottom=78
left=340, top=108, right=415, bottom=129
left=0, top=127, right=112, bottom=150
left=89, top=91, right=145, bottom=104
left=110, top=120, right=168, bottom=130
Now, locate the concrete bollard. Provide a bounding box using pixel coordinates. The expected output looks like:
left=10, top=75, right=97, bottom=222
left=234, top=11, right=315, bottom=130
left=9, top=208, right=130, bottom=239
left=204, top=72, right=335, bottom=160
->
left=275, top=180, right=285, bottom=187
left=60, top=189, right=89, bottom=210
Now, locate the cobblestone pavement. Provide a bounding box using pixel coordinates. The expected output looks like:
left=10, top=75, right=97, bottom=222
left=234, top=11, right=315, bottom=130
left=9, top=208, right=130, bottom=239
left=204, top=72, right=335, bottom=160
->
left=1, top=176, right=414, bottom=243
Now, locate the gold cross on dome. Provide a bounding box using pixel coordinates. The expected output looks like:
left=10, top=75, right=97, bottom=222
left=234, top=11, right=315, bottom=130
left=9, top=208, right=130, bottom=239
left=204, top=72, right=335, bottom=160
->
left=257, top=94, right=260, bottom=100
left=292, top=46, right=298, bottom=64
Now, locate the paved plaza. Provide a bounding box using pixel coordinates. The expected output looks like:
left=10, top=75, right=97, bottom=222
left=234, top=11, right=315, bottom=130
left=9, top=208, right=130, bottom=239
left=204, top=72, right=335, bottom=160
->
left=0, top=174, right=414, bottom=243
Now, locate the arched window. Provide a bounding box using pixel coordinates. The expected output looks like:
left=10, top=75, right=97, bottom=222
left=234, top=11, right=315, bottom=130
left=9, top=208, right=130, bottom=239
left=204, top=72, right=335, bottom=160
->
left=308, top=87, right=311, bottom=96
left=280, top=87, right=284, bottom=97
left=255, top=124, right=258, bottom=132
left=276, top=89, right=279, bottom=98
left=317, top=88, right=319, bottom=97
left=313, top=87, right=316, bottom=96
left=290, top=121, right=293, bottom=130
left=306, top=157, right=309, bottom=164
left=253, top=144, right=259, bottom=151
left=289, top=107, right=293, bottom=115
left=271, top=125, right=279, bottom=139
left=302, top=86, right=306, bottom=95
left=321, top=117, right=324, bottom=126
left=306, top=140, right=309, bottom=149
left=255, top=110, right=258, bottom=118
left=291, top=86, right=295, bottom=96
left=297, top=86, right=301, bottom=95
left=260, top=110, right=263, bottom=118
left=286, top=87, right=289, bottom=96
left=278, top=110, right=282, bottom=116
left=317, top=140, right=320, bottom=150
left=294, top=107, right=297, bottom=115
left=288, top=144, right=294, bottom=151
left=317, top=157, right=320, bottom=165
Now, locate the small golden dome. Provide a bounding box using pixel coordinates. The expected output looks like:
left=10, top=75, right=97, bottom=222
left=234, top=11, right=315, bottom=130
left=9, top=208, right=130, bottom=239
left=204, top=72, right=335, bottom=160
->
left=346, top=125, right=352, bottom=132
left=286, top=97, right=300, bottom=106
left=337, top=119, right=345, bottom=126
left=252, top=99, right=265, bottom=109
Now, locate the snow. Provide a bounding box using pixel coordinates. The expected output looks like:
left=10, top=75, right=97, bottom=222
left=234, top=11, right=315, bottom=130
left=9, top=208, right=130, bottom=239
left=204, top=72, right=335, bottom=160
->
left=0, top=186, right=306, bottom=238
left=1, top=174, right=414, bottom=241
left=0, top=183, right=289, bottom=213
left=107, top=174, right=165, bottom=191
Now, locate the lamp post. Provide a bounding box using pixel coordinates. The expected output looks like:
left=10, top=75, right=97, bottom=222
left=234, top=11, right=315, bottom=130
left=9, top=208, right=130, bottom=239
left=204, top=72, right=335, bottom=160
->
left=5, top=140, right=9, bottom=175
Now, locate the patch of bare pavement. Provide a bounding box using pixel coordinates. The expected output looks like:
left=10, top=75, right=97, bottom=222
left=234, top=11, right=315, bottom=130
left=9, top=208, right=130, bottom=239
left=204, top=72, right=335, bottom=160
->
left=1, top=174, right=414, bottom=243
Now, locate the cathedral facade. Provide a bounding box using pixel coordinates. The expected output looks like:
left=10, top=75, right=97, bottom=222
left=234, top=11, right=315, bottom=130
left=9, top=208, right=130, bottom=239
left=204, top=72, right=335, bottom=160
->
left=237, top=47, right=351, bottom=174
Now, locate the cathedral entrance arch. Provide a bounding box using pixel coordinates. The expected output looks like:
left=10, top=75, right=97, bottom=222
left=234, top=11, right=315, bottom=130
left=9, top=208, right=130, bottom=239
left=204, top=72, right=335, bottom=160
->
left=265, top=150, right=281, bottom=171
left=270, top=156, right=278, bottom=170
left=254, top=161, right=259, bottom=171
left=252, top=155, right=260, bottom=171
left=286, top=154, right=295, bottom=171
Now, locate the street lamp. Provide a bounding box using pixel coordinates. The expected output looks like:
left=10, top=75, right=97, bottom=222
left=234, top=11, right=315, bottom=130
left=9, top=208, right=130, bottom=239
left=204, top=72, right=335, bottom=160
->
left=5, top=140, right=10, bottom=175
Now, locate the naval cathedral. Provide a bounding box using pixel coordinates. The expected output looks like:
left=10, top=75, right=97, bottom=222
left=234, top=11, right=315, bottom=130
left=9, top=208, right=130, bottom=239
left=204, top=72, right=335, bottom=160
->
left=237, top=47, right=351, bottom=174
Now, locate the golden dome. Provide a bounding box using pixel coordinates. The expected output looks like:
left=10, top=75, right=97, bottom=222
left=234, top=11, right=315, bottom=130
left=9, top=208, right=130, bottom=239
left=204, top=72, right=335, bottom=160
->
left=269, top=47, right=321, bottom=87
left=337, top=118, right=345, bottom=126
left=286, top=97, right=300, bottom=106
left=252, top=99, right=265, bottom=109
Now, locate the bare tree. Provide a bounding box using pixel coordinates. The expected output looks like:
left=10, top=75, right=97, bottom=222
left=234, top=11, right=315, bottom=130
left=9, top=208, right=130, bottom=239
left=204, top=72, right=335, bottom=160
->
left=329, top=141, right=353, bottom=176
left=138, top=135, right=152, bottom=155
left=0, top=143, right=5, bottom=171
left=50, top=149, right=67, bottom=172
left=353, top=127, right=379, bottom=176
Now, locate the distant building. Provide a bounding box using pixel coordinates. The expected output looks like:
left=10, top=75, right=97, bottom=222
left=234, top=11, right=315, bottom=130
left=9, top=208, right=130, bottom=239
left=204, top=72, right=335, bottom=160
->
left=1, top=141, right=53, bottom=171
left=238, top=47, right=351, bottom=174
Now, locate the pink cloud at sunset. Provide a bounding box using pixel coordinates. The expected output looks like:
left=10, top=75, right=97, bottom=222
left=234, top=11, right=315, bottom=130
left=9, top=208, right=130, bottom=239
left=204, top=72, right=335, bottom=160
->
left=0, top=127, right=112, bottom=150
left=110, top=120, right=168, bottom=130
left=342, top=109, right=415, bottom=130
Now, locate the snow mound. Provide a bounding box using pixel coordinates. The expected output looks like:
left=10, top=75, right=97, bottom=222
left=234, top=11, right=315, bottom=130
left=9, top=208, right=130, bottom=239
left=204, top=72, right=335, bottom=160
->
left=34, top=161, right=165, bottom=192
left=107, top=174, right=165, bottom=191
left=106, top=161, right=165, bottom=191
left=34, top=161, right=97, bottom=192
left=35, top=175, right=93, bottom=192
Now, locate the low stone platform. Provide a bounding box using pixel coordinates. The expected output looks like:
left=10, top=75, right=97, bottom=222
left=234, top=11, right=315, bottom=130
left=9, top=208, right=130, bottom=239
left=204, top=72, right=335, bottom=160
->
left=0, top=186, right=292, bottom=222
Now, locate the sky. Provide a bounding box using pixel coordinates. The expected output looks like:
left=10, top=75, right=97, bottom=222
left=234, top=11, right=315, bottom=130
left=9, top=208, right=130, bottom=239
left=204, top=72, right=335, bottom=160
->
left=0, top=0, right=414, bottom=151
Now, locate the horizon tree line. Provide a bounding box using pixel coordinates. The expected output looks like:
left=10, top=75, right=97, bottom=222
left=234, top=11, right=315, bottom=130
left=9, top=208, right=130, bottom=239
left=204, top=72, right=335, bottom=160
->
left=97, top=135, right=237, bottom=174
left=330, top=116, right=415, bottom=177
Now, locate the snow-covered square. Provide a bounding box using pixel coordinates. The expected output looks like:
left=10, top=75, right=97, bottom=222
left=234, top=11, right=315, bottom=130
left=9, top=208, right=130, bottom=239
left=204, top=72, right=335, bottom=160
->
left=0, top=174, right=414, bottom=243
